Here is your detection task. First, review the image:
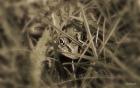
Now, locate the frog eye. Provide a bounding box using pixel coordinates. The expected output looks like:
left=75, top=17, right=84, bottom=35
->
left=59, top=38, right=65, bottom=46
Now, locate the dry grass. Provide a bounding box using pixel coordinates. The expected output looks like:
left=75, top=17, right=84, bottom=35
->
left=0, top=0, right=140, bottom=88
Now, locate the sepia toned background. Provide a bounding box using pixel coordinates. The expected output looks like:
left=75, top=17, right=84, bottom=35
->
left=0, top=0, right=140, bottom=88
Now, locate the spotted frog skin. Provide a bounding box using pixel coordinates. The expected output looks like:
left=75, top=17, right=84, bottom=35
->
left=56, top=22, right=86, bottom=59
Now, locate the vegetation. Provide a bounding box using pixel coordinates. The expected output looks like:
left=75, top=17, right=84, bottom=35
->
left=0, top=0, right=140, bottom=88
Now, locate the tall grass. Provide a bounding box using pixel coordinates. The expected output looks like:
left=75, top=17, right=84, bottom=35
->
left=0, top=0, right=140, bottom=88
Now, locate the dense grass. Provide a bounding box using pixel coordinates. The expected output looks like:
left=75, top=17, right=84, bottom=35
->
left=0, top=0, right=140, bottom=88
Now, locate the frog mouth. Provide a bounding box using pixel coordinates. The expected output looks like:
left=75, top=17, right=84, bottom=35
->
left=60, top=51, right=79, bottom=59
left=58, top=44, right=79, bottom=59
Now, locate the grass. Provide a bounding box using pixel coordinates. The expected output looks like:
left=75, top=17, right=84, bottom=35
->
left=0, top=0, right=140, bottom=88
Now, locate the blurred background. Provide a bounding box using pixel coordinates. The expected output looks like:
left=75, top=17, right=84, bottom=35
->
left=0, top=0, right=140, bottom=88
